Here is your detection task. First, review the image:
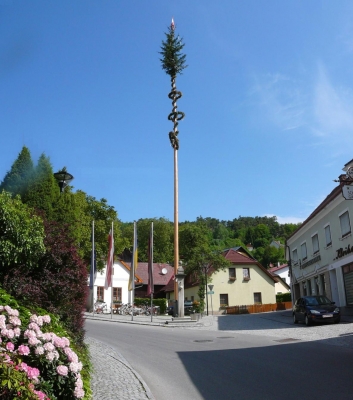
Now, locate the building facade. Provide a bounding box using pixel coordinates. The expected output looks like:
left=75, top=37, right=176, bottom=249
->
left=177, top=247, right=277, bottom=314
left=286, top=160, right=353, bottom=314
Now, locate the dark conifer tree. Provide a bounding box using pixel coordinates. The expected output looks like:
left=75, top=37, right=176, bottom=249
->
left=24, top=153, right=59, bottom=219
left=0, top=146, right=34, bottom=198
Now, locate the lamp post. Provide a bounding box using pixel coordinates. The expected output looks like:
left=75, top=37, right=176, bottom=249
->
left=54, top=168, right=74, bottom=193
left=208, top=284, right=214, bottom=315
left=175, top=264, right=185, bottom=318
left=203, top=264, right=209, bottom=316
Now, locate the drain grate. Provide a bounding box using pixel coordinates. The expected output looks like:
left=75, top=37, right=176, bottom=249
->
left=274, top=338, right=301, bottom=343
left=193, top=340, right=213, bottom=343
left=217, top=337, right=235, bottom=339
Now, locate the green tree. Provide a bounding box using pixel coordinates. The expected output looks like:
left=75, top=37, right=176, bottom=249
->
left=0, top=146, right=34, bottom=198
left=24, top=153, right=59, bottom=219
left=85, top=196, right=124, bottom=270
left=253, top=245, right=285, bottom=268
left=160, top=21, right=187, bottom=78
left=0, top=191, right=45, bottom=271
left=129, top=218, right=173, bottom=263
left=179, top=222, right=230, bottom=311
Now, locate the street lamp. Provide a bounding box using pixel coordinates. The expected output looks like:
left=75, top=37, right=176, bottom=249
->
left=174, top=264, right=185, bottom=318
left=54, top=169, right=74, bottom=193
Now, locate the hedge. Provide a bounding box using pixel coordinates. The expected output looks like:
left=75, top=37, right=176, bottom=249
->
left=276, top=292, right=292, bottom=302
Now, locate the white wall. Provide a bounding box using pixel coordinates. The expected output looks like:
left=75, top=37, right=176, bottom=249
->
left=87, top=261, right=133, bottom=312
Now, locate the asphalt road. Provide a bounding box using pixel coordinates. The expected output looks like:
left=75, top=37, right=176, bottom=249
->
left=85, top=313, right=353, bottom=400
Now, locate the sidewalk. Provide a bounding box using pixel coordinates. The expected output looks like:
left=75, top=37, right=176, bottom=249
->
left=85, top=336, right=155, bottom=400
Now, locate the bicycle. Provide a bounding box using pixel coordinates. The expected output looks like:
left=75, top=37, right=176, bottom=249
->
left=94, top=301, right=107, bottom=314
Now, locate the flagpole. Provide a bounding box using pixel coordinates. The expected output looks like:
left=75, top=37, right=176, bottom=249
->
left=150, top=222, right=154, bottom=322
left=131, top=221, right=136, bottom=321
left=92, top=220, right=95, bottom=317
left=111, top=221, right=114, bottom=320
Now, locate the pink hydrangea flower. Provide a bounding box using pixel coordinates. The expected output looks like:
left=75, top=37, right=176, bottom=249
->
left=74, top=387, right=85, bottom=398
left=9, top=316, right=21, bottom=326
left=6, top=342, right=15, bottom=352
left=30, top=314, right=38, bottom=324
left=42, top=315, right=51, bottom=324
left=0, top=315, right=6, bottom=329
left=33, top=390, right=50, bottom=400
left=28, top=322, right=40, bottom=331
left=28, top=336, right=40, bottom=346
left=18, top=345, right=30, bottom=355
left=44, top=342, right=55, bottom=352
left=24, top=329, right=37, bottom=339
left=35, top=346, right=44, bottom=355
left=14, top=327, right=21, bottom=337
left=69, top=361, right=83, bottom=373
left=57, top=365, right=68, bottom=376
left=75, top=374, right=83, bottom=388
left=64, top=347, right=78, bottom=363
left=45, top=352, right=56, bottom=362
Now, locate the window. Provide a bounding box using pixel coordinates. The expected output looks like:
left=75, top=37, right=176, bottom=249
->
left=243, top=268, right=250, bottom=280
left=113, top=287, right=122, bottom=302
left=228, top=267, right=236, bottom=280
left=340, top=211, right=351, bottom=237
left=220, top=294, right=228, bottom=307
left=254, top=292, right=262, bottom=304
left=292, top=249, right=298, bottom=264
left=301, top=242, right=307, bottom=260
left=97, top=287, right=104, bottom=301
left=312, top=234, right=319, bottom=254
left=324, top=225, right=332, bottom=247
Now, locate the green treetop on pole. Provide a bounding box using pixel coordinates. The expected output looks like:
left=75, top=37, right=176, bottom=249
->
left=159, top=19, right=187, bottom=150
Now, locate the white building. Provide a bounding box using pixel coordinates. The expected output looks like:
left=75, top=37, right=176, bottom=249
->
left=286, top=159, right=353, bottom=314
left=268, top=264, right=291, bottom=294
left=87, top=260, right=142, bottom=313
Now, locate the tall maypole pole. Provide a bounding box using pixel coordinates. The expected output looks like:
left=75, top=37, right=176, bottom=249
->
left=160, top=18, right=187, bottom=316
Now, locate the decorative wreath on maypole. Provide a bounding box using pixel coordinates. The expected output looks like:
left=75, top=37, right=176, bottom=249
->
left=160, top=19, right=187, bottom=150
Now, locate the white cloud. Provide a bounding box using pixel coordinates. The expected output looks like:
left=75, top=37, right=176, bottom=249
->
left=265, top=214, right=304, bottom=224
left=250, top=73, right=306, bottom=131
left=313, top=64, right=353, bottom=139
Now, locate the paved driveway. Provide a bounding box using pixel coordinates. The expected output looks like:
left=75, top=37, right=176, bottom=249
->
left=189, top=310, right=353, bottom=347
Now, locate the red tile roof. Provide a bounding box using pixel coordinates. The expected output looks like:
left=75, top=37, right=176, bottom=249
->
left=222, top=248, right=276, bottom=282
left=222, top=248, right=256, bottom=264
left=125, top=262, right=174, bottom=286
left=268, top=264, right=288, bottom=274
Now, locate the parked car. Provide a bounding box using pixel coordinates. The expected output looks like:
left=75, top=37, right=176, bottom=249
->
left=167, top=301, right=194, bottom=316
left=293, top=295, right=340, bottom=326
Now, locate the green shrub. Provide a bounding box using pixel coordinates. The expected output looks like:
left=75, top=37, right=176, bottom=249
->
left=276, top=292, right=292, bottom=303
left=0, top=288, right=92, bottom=399
left=134, top=298, right=167, bottom=314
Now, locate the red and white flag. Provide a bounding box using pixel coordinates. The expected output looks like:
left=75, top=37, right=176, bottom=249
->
left=147, top=223, right=154, bottom=296
left=171, top=18, right=175, bottom=30
left=104, top=224, right=114, bottom=289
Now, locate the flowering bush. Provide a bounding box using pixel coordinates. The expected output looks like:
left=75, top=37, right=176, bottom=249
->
left=0, top=305, right=85, bottom=399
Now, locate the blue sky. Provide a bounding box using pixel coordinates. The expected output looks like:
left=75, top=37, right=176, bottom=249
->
left=1, top=1, right=353, bottom=224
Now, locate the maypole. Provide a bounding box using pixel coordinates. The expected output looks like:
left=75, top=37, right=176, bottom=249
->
left=160, top=18, right=187, bottom=316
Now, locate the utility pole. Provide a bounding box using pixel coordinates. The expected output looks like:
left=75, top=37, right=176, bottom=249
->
left=160, top=19, right=187, bottom=315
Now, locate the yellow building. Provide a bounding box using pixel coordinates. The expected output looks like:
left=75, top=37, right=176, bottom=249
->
left=182, top=247, right=277, bottom=314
